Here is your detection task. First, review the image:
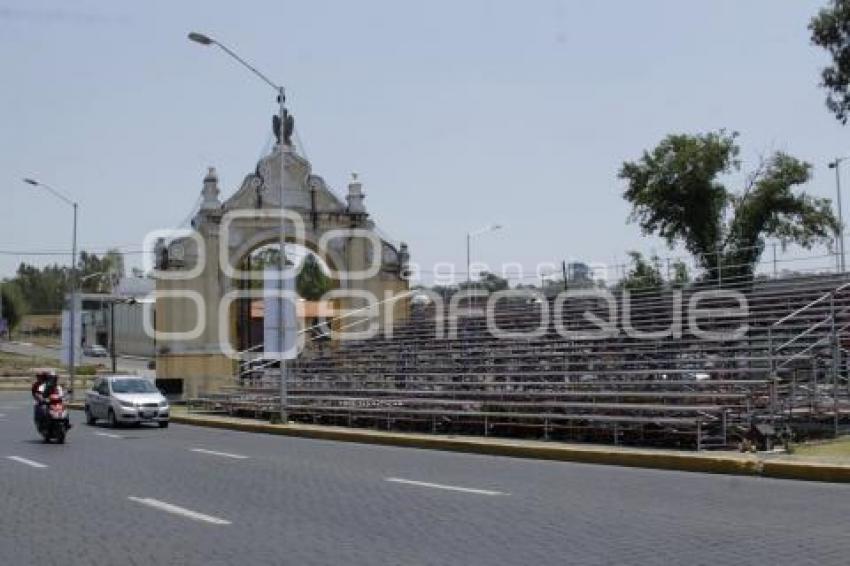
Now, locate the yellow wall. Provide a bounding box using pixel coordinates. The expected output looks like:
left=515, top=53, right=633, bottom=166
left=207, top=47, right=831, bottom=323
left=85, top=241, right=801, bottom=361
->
left=157, top=353, right=235, bottom=398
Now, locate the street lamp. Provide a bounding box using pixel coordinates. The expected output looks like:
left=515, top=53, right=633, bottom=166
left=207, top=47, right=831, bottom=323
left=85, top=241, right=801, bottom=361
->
left=23, top=177, right=79, bottom=398
left=466, top=224, right=502, bottom=285
left=189, top=31, right=291, bottom=423
left=828, top=157, right=848, bottom=273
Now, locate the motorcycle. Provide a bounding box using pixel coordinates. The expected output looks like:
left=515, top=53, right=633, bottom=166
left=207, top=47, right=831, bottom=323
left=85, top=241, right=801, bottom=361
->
left=36, top=392, right=71, bottom=444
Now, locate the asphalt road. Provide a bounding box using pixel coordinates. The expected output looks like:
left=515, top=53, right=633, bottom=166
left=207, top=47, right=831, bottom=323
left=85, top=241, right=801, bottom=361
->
left=0, top=341, right=152, bottom=376
left=1, top=390, right=849, bottom=566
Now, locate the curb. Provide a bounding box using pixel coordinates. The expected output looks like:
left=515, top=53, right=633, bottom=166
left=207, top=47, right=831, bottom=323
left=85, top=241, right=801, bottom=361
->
left=171, top=414, right=765, bottom=477
left=64, top=404, right=850, bottom=483
left=761, top=460, right=850, bottom=483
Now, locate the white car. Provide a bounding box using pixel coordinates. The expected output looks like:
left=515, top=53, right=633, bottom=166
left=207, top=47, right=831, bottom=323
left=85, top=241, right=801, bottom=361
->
left=84, top=344, right=108, bottom=357
left=85, top=376, right=170, bottom=428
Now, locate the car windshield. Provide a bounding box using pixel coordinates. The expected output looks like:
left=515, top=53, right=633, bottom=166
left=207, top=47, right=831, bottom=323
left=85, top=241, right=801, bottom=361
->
left=111, top=379, right=157, bottom=394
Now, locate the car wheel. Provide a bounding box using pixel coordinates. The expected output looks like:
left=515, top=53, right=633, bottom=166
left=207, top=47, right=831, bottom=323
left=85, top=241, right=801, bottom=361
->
left=85, top=406, right=96, bottom=425
left=107, top=409, right=118, bottom=429
left=158, top=421, right=169, bottom=429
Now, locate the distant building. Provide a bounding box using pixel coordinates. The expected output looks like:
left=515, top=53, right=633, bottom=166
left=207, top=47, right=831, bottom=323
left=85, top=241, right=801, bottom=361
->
left=568, top=262, right=591, bottom=283
left=78, top=277, right=155, bottom=359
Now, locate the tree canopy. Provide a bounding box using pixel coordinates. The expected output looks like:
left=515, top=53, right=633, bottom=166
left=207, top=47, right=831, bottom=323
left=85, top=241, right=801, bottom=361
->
left=296, top=254, right=333, bottom=301
left=811, top=0, right=850, bottom=123
left=619, top=131, right=837, bottom=281
left=78, top=248, right=125, bottom=292
left=616, top=252, right=689, bottom=291
left=242, top=247, right=334, bottom=300
left=460, top=271, right=509, bottom=293
left=1, top=282, right=27, bottom=332
left=4, top=249, right=128, bottom=315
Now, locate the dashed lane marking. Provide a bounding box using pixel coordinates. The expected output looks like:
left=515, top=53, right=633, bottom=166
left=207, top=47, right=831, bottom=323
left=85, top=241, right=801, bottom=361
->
left=127, top=497, right=231, bottom=525
left=190, top=448, right=249, bottom=460
left=385, top=477, right=507, bottom=496
left=7, top=456, right=48, bottom=469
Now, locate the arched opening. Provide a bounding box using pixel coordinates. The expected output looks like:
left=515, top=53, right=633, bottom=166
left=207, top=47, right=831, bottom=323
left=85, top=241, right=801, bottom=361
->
left=232, top=242, right=336, bottom=358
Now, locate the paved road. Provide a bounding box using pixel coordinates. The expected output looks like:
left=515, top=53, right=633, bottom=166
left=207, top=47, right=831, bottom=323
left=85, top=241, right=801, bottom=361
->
left=1, top=390, right=848, bottom=566
left=0, top=341, right=152, bottom=376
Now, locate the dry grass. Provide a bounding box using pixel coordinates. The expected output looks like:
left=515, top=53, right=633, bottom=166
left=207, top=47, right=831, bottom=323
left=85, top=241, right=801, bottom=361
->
left=0, top=351, right=63, bottom=377
left=789, top=436, right=850, bottom=463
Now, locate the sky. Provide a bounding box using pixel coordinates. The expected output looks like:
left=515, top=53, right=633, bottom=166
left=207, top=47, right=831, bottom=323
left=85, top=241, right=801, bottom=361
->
left=0, top=0, right=847, bottom=286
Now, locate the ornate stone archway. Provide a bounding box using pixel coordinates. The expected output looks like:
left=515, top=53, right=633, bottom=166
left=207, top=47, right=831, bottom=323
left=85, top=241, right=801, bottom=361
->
left=154, top=142, right=410, bottom=396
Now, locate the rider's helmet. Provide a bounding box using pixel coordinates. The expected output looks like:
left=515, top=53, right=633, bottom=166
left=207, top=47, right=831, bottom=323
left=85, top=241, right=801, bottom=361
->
left=35, top=370, right=58, bottom=391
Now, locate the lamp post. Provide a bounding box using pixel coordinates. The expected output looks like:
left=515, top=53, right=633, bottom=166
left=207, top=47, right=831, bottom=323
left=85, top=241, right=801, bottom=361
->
left=0, top=279, right=4, bottom=340
left=23, top=178, right=78, bottom=398
left=188, top=31, right=290, bottom=423
left=466, top=224, right=502, bottom=286
left=829, top=157, right=848, bottom=273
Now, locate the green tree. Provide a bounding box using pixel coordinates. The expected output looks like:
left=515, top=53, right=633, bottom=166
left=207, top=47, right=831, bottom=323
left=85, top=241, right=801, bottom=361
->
left=78, top=251, right=114, bottom=292
left=296, top=254, right=333, bottom=301
left=670, top=259, right=690, bottom=288
left=619, top=252, right=664, bottom=290
left=12, top=262, right=69, bottom=313
left=1, top=281, right=28, bottom=332
left=619, top=131, right=837, bottom=281
left=810, top=1, right=850, bottom=123
left=104, top=248, right=126, bottom=288
left=460, top=271, right=509, bottom=292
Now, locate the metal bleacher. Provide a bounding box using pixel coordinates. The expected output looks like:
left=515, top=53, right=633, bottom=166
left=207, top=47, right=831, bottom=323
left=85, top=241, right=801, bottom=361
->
left=190, top=272, right=850, bottom=449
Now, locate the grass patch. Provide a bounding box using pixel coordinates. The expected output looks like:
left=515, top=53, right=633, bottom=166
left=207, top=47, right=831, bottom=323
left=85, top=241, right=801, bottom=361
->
left=0, top=351, right=101, bottom=389
left=0, top=351, right=63, bottom=377
left=789, top=436, right=850, bottom=463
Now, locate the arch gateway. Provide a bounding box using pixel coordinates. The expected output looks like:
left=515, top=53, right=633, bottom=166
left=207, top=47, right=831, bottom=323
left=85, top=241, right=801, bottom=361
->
left=153, top=137, right=411, bottom=397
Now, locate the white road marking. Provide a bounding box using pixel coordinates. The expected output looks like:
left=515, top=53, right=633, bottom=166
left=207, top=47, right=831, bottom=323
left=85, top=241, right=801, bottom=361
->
left=0, top=413, right=6, bottom=418
left=190, top=448, right=248, bottom=460
left=7, top=456, right=48, bottom=469
left=95, top=432, right=124, bottom=439
left=385, top=477, right=507, bottom=496
left=127, top=497, right=231, bottom=525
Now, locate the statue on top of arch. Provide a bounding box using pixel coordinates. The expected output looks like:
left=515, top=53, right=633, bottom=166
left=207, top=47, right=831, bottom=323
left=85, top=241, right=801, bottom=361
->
left=272, top=94, right=295, bottom=146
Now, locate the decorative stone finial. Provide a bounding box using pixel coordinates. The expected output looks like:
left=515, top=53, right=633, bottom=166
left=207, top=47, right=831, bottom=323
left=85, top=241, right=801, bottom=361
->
left=201, top=166, right=221, bottom=210
left=347, top=172, right=366, bottom=214
left=399, top=242, right=410, bottom=278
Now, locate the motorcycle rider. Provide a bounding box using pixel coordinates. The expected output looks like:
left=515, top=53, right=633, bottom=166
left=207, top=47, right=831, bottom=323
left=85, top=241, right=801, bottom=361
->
left=31, top=371, right=51, bottom=426
left=33, top=371, right=70, bottom=430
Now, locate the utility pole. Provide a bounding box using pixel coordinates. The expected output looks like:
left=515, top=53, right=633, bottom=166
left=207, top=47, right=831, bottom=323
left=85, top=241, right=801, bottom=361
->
left=829, top=158, right=847, bottom=273
left=772, top=242, right=777, bottom=278
left=278, top=86, right=289, bottom=424
left=70, top=201, right=77, bottom=396
left=188, top=31, right=293, bottom=423
left=23, top=178, right=78, bottom=398
left=466, top=224, right=502, bottom=289
left=561, top=260, right=568, bottom=291
left=110, top=301, right=117, bottom=373
left=716, top=246, right=722, bottom=288
left=0, top=279, right=4, bottom=340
